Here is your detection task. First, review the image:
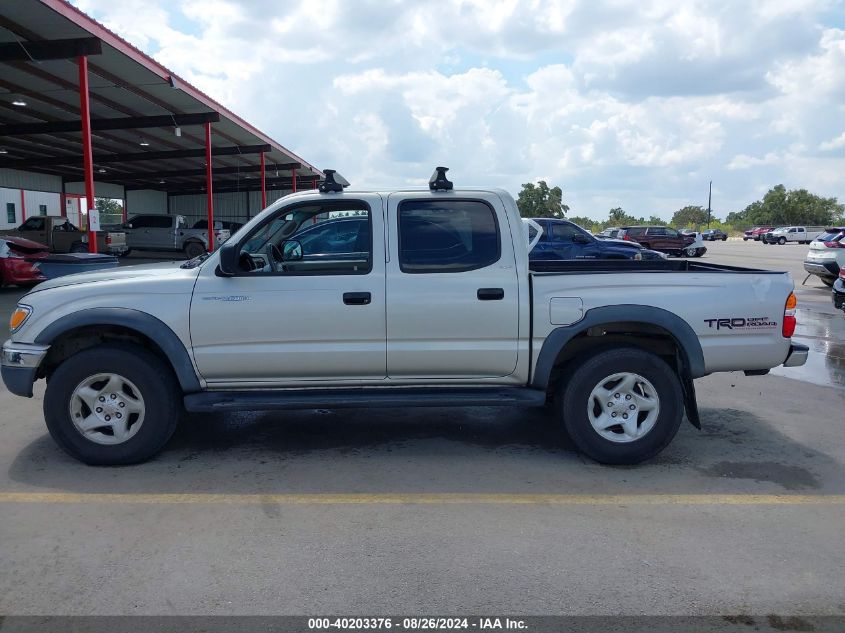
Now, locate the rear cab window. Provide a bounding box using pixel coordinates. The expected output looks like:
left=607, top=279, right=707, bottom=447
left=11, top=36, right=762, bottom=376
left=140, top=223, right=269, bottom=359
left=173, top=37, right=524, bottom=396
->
left=397, top=199, right=500, bottom=273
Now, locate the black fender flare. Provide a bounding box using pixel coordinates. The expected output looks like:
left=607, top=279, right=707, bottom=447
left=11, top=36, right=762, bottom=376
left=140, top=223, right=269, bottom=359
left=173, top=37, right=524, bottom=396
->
left=34, top=307, right=201, bottom=393
left=531, top=305, right=705, bottom=428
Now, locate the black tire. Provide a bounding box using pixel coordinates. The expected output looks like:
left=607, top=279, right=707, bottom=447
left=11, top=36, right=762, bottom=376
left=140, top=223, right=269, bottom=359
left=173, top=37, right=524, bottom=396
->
left=118, top=249, right=132, bottom=258
left=778, top=237, right=787, bottom=245
left=184, top=241, right=206, bottom=259
left=722, top=236, right=727, bottom=241
left=743, top=237, right=749, bottom=241
left=559, top=347, right=684, bottom=465
left=44, top=343, right=181, bottom=465
left=69, top=242, right=87, bottom=253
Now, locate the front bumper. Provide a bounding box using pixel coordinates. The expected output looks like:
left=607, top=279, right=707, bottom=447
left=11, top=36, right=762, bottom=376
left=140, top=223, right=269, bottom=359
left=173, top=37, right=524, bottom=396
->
left=803, top=259, right=839, bottom=279
left=783, top=343, right=809, bottom=368
left=1, top=340, right=49, bottom=397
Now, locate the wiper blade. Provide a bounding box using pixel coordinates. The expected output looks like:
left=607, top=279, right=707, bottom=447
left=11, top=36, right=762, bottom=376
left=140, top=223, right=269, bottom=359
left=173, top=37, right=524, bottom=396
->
left=180, top=253, right=210, bottom=269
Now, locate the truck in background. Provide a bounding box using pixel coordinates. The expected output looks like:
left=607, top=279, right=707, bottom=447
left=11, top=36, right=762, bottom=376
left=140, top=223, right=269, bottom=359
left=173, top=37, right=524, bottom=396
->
left=0, top=216, right=127, bottom=256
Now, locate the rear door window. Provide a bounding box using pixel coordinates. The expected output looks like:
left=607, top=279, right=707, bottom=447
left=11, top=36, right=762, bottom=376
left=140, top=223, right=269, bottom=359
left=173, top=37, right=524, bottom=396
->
left=398, top=200, right=500, bottom=273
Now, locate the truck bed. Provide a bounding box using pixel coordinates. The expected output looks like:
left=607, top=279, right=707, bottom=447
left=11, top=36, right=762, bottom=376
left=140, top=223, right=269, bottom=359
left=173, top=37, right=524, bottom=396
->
left=529, top=259, right=783, bottom=275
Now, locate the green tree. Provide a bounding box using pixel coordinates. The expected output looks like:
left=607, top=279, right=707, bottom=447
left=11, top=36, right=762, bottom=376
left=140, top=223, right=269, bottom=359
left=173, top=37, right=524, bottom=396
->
left=94, top=197, right=124, bottom=224
left=607, top=207, right=637, bottom=226
left=671, top=205, right=709, bottom=228
left=516, top=181, right=569, bottom=218
left=568, top=215, right=597, bottom=231
left=727, top=185, right=844, bottom=227
left=648, top=215, right=665, bottom=225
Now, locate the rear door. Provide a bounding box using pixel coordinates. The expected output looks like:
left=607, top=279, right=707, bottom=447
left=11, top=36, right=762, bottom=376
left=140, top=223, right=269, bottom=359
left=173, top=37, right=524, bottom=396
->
left=385, top=193, right=520, bottom=379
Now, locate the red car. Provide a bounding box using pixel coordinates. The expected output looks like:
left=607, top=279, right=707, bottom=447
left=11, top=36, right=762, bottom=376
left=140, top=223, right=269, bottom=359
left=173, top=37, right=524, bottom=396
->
left=742, top=226, right=774, bottom=241
left=0, top=236, right=48, bottom=288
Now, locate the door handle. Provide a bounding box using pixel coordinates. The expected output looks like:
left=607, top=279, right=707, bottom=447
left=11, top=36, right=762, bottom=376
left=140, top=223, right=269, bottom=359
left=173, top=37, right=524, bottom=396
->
left=343, top=292, right=371, bottom=305
left=477, top=288, right=505, bottom=301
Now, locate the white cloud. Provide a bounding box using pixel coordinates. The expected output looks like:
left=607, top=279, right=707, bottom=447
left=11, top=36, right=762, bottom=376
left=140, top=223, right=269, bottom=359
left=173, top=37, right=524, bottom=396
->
left=70, top=0, right=845, bottom=220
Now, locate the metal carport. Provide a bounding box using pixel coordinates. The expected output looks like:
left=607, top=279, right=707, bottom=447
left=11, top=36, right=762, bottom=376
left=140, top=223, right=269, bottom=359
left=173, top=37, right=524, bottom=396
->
left=0, top=0, right=322, bottom=252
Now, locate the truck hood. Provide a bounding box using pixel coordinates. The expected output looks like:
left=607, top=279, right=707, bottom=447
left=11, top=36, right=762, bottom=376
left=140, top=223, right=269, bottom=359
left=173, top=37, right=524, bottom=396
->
left=27, top=260, right=199, bottom=293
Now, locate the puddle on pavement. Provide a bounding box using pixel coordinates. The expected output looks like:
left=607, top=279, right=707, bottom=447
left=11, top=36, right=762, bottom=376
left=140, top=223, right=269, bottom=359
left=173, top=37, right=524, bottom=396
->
left=770, top=308, right=845, bottom=389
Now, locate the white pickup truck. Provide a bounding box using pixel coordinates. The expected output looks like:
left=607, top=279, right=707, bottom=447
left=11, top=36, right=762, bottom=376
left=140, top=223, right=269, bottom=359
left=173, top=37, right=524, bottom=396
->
left=120, top=214, right=231, bottom=259
left=1, top=170, right=808, bottom=466
left=763, top=226, right=825, bottom=245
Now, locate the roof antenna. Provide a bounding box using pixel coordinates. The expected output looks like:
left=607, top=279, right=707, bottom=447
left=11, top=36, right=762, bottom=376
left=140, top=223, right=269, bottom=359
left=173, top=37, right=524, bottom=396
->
left=429, top=166, right=453, bottom=191
left=319, top=169, right=349, bottom=193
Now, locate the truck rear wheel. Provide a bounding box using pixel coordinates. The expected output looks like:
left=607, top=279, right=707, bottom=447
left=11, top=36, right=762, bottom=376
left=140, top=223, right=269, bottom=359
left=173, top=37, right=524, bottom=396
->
left=184, top=242, right=206, bottom=259
left=44, top=343, right=180, bottom=465
left=559, top=347, right=684, bottom=465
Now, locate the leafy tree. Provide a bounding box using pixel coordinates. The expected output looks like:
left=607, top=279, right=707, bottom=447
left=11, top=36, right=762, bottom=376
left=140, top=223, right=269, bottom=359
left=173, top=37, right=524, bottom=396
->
left=726, top=185, right=844, bottom=227
left=607, top=207, right=637, bottom=226
left=94, top=197, right=124, bottom=224
left=568, top=215, right=597, bottom=231
left=516, top=181, right=569, bottom=218
left=648, top=215, right=665, bottom=225
left=671, top=205, right=709, bottom=228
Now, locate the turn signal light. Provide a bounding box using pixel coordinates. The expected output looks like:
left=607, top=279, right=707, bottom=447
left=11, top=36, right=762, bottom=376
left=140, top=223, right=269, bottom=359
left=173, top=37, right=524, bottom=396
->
left=9, top=306, right=31, bottom=332
left=783, top=292, right=797, bottom=338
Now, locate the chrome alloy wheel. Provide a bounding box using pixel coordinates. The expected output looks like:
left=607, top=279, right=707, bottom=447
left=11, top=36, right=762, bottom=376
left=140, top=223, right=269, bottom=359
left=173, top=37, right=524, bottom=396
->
left=586, top=372, right=660, bottom=443
left=69, top=373, right=145, bottom=445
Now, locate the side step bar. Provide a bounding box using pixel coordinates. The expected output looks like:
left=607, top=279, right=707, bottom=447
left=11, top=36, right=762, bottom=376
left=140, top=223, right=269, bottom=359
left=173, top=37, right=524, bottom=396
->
left=184, top=387, right=548, bottom=413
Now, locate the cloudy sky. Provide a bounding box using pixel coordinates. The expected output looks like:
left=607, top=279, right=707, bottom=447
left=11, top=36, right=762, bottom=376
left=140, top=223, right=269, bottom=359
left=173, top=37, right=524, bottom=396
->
left=72, top=0, right=845, bottom=220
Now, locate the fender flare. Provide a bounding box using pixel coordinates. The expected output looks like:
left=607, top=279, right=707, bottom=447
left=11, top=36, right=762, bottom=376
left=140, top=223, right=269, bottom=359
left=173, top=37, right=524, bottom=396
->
left=531, top=304, right=705, bottom=390
left=34, top=307, right=201, bottom=393
left=531, top=305, right=705, bottom=428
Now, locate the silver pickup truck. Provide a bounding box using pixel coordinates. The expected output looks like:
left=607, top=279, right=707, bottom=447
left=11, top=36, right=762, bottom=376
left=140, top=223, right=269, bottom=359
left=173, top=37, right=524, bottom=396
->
left=1, top=171, right=808, bottom=466
left=120, top=214, right=231, bottom=259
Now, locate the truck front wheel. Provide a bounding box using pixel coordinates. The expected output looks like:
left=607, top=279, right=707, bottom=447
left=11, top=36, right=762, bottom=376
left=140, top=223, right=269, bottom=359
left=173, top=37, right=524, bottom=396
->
left=560, top=347, right=684, bottom=465
left=44, top=344, right=180, bottom=465
left=184, top=242, right=206, bottom=259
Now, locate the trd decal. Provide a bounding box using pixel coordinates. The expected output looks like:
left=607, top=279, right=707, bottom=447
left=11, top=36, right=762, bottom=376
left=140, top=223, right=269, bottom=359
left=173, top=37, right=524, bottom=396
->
left=704, top=317, right=777, bottom=330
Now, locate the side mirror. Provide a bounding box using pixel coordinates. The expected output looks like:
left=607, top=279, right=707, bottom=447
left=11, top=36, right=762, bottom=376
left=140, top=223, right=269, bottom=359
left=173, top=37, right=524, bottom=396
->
left=572, top=233, right=591, bottom=244
left=217, top=240, right=239, bottom=276
left=282, top=239, right=303, bottom=261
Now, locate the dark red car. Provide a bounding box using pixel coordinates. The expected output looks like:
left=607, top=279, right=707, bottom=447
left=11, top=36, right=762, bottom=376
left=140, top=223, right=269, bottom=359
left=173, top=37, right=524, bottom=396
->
left=0, top=236, right=48, bottom=288
left=742, top=226, right=774, bottom=241
left=617, top=226, right=696, bottom=256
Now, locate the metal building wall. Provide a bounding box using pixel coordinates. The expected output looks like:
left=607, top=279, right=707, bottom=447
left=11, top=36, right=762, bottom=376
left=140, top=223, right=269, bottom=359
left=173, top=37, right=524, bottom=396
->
left=169, top=192, right=247, bottom=226
left=248, top=188, right=290, bottom=212
left=24, top=190, right=61, bottom=216
left=65, top=181, right=125, bottom=200
left=126, top=190, right=167, bottom=215
left=0, top=169, right=62, bottom=193
left=0, top=187, right=22, bottom=229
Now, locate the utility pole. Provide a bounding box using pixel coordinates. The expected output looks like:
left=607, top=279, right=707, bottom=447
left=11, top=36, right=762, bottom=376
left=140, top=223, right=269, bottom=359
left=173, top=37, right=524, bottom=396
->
left=706, top=180, right=713, bottom=229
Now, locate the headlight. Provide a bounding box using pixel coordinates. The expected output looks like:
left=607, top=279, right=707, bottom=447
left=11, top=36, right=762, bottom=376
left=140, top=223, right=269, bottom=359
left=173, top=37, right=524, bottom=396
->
left=9, top=305, right=32, bottom=332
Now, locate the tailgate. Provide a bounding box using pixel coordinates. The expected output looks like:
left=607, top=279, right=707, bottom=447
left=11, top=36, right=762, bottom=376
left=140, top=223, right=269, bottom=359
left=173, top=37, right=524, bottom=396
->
left=103, top=231, right=127, bottom=247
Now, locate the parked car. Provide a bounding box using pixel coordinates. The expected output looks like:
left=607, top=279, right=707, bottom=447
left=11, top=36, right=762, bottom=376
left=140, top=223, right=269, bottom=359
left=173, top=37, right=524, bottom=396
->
left=525, top=218, right=668, bottom=261
left=680, top=232, right=707, bottom=258
left=122, top=214, right=231, bottom=259
left=617, top=226, right=697, bottom=256
left=0, top=236, right=48, bottom=288
left=762, top=226, right=825, bottom=245
left=2, top=172, right=807, bottom=467
left=596, top=227, right=622, bottom=239
left=803, top=227, right=845, bottom=287
left=0, top=216, right=127, bottom=256
left=702, top=229, right=728, bottom=241
left=833, top=269, right=845, bottom=312
left=743, top=226, right=774, bottom=241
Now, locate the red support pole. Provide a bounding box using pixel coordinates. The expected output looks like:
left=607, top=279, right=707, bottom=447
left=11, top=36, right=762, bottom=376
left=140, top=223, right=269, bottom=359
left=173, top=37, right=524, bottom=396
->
left=205, top=121, right=214, bottom=252
left=59, top=193, right=66, bottom=217
left=19, top=189, right=26, bottom=222
left=313, top=176, right=318, bottom=190
left=77, top=55, right=97, bottom=253
left=291, top=167, right=297, bottom=193
left=260, top=152, right=266, bottom=209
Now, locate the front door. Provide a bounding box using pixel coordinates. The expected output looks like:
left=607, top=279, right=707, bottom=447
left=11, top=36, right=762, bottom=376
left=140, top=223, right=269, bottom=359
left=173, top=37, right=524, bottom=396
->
left=385, top=193, right=520, bottom=379
left=189, top=194, right=386, bottom=385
